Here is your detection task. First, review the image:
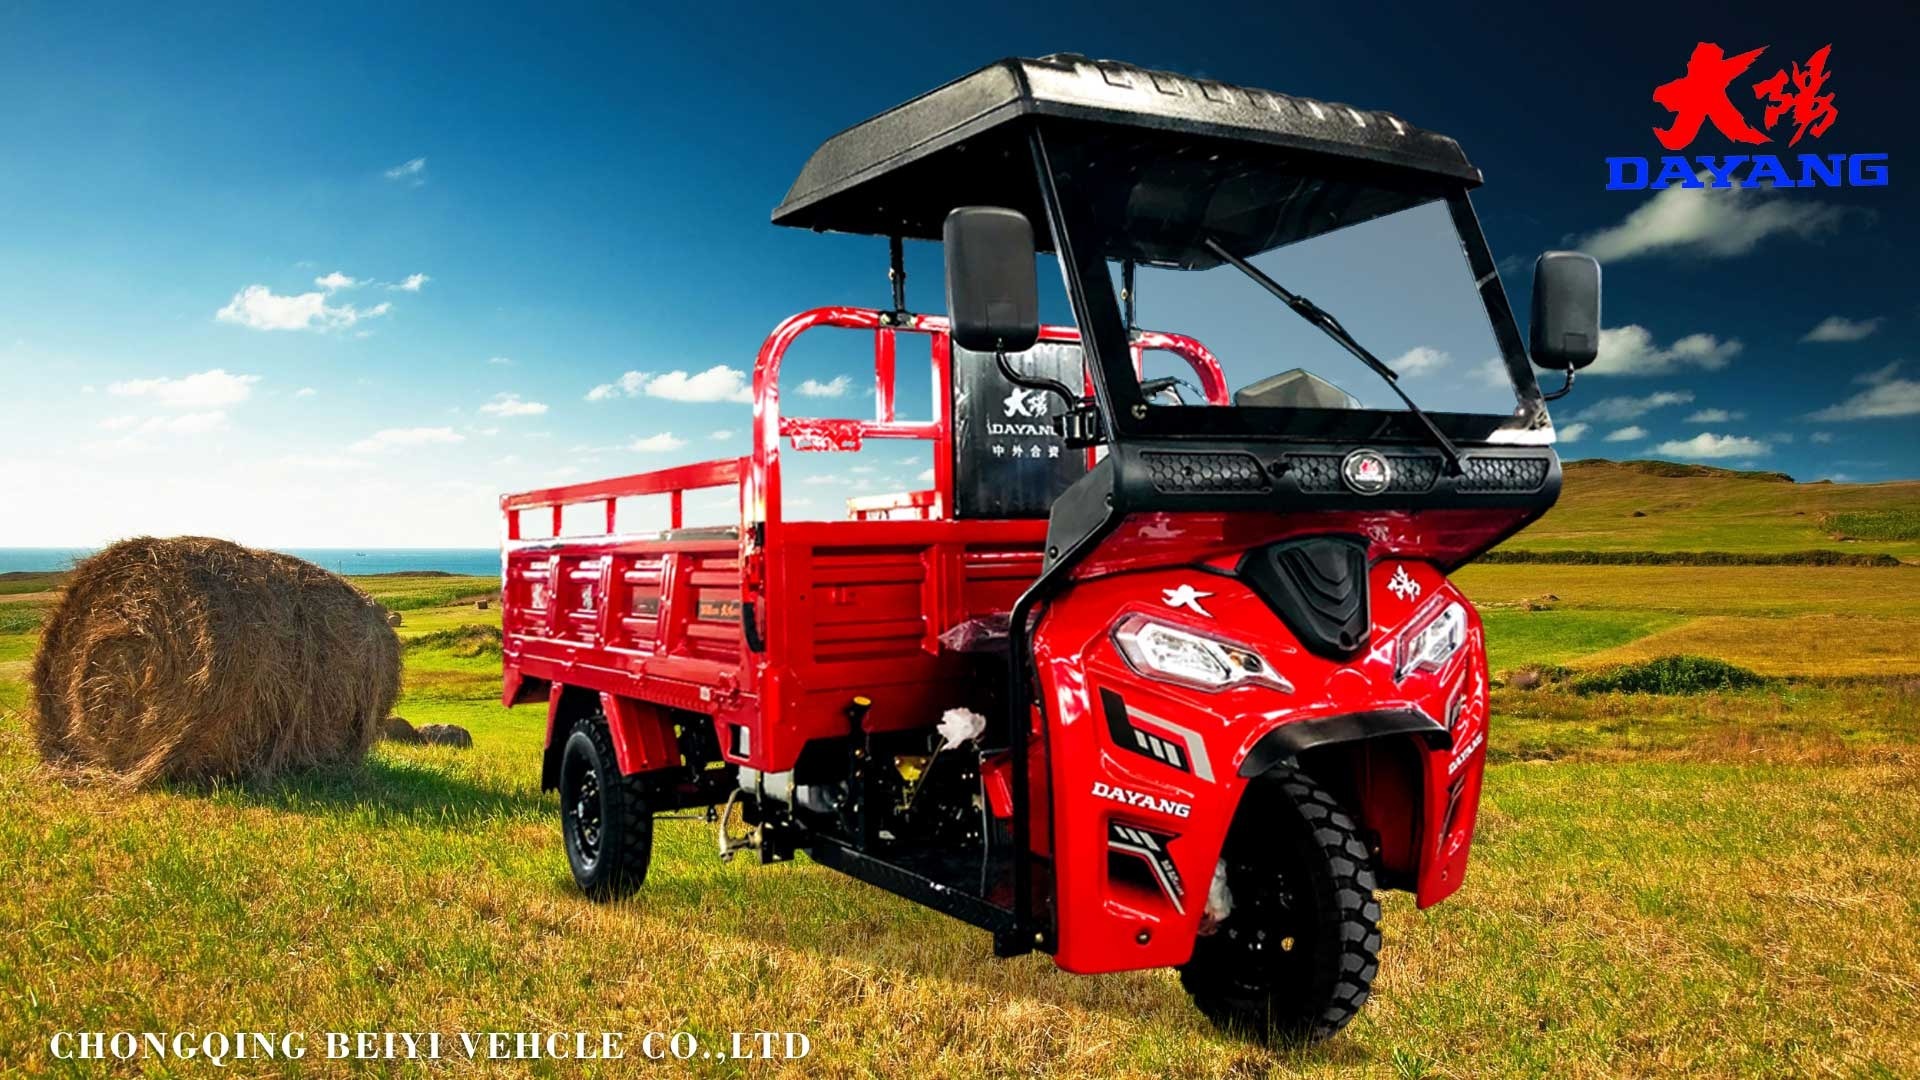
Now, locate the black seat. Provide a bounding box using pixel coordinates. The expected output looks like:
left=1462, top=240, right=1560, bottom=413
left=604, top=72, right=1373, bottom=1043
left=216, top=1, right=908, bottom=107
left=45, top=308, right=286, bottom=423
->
left=950, top=343, right=1091, bottom=518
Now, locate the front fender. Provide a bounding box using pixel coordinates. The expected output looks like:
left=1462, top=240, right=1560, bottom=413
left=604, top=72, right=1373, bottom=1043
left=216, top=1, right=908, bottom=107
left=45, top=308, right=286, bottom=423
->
left=1032, top=560, right=1489, bottom=975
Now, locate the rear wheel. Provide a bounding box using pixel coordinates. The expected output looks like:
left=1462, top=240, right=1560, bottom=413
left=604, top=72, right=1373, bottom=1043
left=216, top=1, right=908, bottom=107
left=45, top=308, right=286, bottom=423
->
left=559, top=716, right=653, bottom=900
left=1179, top=766, right=1381, bottom=1043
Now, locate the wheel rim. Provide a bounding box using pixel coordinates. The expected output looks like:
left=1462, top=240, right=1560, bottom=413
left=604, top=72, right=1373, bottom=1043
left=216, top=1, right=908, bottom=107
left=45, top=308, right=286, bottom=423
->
left=1214, top=858, right=1312, bottom=997
left=565, top=755, right=603, bottom=870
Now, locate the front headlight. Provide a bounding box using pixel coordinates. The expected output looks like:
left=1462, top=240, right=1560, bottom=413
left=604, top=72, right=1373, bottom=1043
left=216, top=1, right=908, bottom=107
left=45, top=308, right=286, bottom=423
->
left=1397, top=600, right=1466, bottom=680
left=1112, top=615, right=1293, bottom=693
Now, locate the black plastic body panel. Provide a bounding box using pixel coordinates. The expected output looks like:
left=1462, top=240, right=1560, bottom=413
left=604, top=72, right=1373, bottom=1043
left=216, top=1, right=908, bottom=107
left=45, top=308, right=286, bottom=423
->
left=774, top=54, right=1480, bottom=240
left=952, top=342, right=1090, bottom=518
left=1112, top=441, right=1562, bottom=516
left=1238, top=537, right=1370, bottom=661
left=1239, top=708, right=1451, bottom=778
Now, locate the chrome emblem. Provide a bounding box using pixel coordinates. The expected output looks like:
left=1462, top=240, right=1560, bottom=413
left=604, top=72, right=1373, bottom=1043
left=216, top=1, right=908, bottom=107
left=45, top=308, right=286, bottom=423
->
left=1341, top=449, right=1392, bottom=495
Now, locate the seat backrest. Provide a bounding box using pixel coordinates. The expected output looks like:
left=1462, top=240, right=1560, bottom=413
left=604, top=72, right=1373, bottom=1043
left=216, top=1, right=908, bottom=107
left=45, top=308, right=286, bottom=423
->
left=950, top=342, right=1090, bottom=518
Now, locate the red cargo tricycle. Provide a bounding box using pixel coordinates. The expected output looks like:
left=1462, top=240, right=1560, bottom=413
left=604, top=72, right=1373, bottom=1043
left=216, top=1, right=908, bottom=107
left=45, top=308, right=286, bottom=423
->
left=500, top=54, right=1600, bottom=1040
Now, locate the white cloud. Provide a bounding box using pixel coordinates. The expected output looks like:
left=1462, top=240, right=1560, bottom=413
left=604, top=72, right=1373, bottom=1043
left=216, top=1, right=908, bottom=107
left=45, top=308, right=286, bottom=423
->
left=587, top=366, right=753, bottom=404
left=587, top=371, right=649, bottom=401
left=1556, top=421, right=1589, bottom=443
left=1588, top=326, right=1740, bottom=377
left=216, top=284, right=391, bottom=332
left=1854, top=360, right=1901, bottom=385
left=384, top=157, right=427, bottom=184
left=487, top=356, right=512, bottom=366
left=314, top=271, right=359, bottom=292
left=1579, top=390, right=1694, bottom=422
left=647, top=367, right=752, bottom=403
left=710, top=429, right=736, bottom=440
left=1392, top=346, right=1449, bottom=376
left=350, top=426, right=463, bottom=453
left=395, top=273, right=430, bottom=292
left=1684, top=408, right=1744, bottom=423
left=1653, top=433, right=1771, bottom=459
left=1810, top=432, right=1834, bottom=444
left=629, top=432, right=688, bottom=452
left=1807, top=376, right=1920, bottom=421
left=1604, top=425, right=1647, bottom=442
left=295, top=386, right=316, bottom=398
left=275, top=453, right=371, bottom=472
left=1576, top=175, right=1850, bottom=262
left=796, top=374, right=853, bottom=398
left=108, top=368, right=259, bottom=409
left=1473, top=356, right=1511, bottom=388
left=478, top=393, right=548, bottom=418
left=99, top=411, right=229, bottom=436
left=918, top=468, right=936, bottom=485
left=1802, top=316, right=1883, bottom=343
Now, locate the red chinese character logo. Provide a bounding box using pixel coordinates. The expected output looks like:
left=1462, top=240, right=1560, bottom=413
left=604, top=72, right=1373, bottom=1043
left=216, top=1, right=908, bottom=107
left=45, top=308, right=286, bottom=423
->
left=1652, top=42, right=1773, bottom=151
left=1753, top=45, right=1838, bottom=146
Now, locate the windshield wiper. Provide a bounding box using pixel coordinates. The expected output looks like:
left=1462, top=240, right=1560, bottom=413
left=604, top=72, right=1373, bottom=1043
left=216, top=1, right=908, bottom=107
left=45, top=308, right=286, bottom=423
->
left=1202, top=237, right=1464, bottom=475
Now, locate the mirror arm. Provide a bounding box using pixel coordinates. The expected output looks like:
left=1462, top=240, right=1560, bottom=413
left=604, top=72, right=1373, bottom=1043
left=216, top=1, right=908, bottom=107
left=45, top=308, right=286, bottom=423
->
left=1541, top=367, right=1576, bottom=402
left=995, top=350, right=1078, bottom=408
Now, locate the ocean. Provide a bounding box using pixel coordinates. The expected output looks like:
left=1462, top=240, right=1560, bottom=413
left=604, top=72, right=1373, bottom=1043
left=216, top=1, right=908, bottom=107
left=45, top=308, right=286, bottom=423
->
left=0, top=547, right=500, bottom=577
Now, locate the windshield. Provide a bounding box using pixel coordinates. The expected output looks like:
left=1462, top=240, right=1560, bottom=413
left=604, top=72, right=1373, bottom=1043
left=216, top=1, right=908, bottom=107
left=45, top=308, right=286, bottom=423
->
left=1131, top=199, right=1519, bottom=417
left=1042, top=127, right=1546, bottom=445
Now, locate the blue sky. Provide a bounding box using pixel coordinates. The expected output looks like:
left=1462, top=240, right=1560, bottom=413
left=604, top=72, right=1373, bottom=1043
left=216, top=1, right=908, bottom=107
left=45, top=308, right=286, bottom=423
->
left=1, top=2, right=1912, bottom=546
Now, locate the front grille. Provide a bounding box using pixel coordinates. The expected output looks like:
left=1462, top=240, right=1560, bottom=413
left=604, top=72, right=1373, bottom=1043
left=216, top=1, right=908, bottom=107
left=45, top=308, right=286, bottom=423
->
left=1458, top=456, right=1550, bottom=492
left=1140, top=451, right=1269, bottom=494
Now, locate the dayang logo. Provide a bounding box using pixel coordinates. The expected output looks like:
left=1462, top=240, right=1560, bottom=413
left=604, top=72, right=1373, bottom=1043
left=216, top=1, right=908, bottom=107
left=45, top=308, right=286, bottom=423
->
left=1607, top=42, right=1887, bottom=191
left=989, top=386, right=1057, bottom=437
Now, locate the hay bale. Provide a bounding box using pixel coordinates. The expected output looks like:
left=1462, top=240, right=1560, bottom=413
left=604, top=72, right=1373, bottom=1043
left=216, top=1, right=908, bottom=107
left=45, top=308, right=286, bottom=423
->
left=416, top=724, right=473, bottom=749
left=474, top=599, right=489, bottom=611
left=30, top=536, right=400, bottom=786
left=386, top=611, right=403, bottom=627
left=380, top=715, right=421, bottom=744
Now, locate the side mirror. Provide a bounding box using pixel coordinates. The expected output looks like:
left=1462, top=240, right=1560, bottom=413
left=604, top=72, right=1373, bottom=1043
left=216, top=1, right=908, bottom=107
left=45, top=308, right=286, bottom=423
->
left=1529, top=252, right=1602, bottom=371
left=944, top=206, right=1039, bottom=354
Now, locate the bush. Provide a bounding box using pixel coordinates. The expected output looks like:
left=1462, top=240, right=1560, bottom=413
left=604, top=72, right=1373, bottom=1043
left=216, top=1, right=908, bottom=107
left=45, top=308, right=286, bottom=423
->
left=0, top=606, right=45, bottom=634
left=1480, top=549, right=1902, bottom=567
left=1820, top=509, right=1920, bottom=542
left=1504, top=663, right=1573, bottom=691
left=1570, top=655, right=1769, bottom=695
left=405, top=624, right=503, bottom=658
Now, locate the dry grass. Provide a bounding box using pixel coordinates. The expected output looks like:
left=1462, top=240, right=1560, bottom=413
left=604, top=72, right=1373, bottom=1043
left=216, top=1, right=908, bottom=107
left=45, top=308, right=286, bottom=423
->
left=0, top=569, right=1916, bottom=1075
left=1579, top=614, right=1920, bottom=676
left=29, top=537, right=400, bottom=786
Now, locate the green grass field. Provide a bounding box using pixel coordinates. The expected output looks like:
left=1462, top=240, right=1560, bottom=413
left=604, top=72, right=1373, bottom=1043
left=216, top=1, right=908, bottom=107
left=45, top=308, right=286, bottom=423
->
left=3, top=465, right=1919, bottom=1076
left=1502, top=460, right=1920, bottom=562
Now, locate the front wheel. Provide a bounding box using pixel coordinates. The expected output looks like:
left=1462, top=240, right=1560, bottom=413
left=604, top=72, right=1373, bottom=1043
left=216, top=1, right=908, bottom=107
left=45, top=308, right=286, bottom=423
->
left=559, top=716, right=653, bottom=900
left=1179, top=766, right=1381, bottom=1043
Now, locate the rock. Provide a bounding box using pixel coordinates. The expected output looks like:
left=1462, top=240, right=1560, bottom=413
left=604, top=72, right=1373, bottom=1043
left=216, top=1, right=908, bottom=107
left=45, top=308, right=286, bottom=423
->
left=380, top=715, right=421, bottom=744
left=415, top=724, right=473, bottom=749
left=386, top=611, right=403, bottom=627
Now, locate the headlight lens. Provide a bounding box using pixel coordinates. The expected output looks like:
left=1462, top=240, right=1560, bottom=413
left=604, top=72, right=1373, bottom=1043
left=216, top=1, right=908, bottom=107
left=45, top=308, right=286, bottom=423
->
left=1112, top=615, right=1293, bottom=693
left=1397, top=600, right=1466, bottom=680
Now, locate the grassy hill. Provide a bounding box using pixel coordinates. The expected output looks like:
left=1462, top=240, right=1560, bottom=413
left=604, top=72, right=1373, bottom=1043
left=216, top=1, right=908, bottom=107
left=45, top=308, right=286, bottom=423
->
left=1500, top=460, right=1920, bottom=561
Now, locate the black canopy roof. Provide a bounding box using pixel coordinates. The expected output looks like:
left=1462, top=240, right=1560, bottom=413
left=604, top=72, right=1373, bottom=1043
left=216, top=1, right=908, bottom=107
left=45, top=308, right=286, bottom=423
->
left=771, top=54, right=1482, bottom=245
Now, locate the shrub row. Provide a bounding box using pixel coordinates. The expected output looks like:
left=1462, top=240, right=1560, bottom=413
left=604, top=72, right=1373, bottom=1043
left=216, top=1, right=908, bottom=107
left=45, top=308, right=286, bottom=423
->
left=1505, top=655, right=1771, bottom=695
left=1481, top=549, right=1902, bottom=567
left=404, top=624, right=504, bottom=658
left=1819, top=509, right=1920, bottom=542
